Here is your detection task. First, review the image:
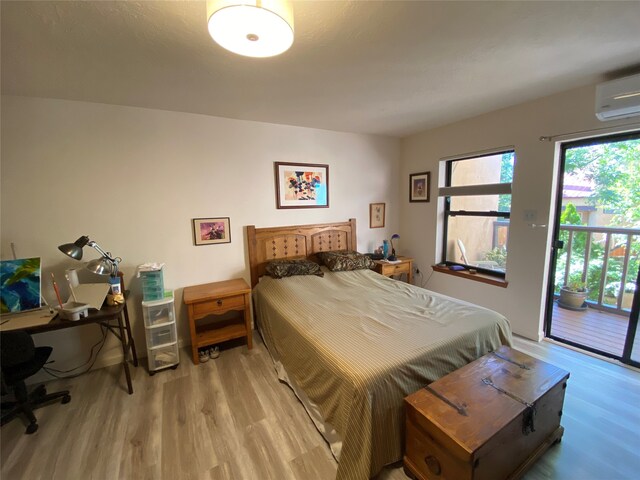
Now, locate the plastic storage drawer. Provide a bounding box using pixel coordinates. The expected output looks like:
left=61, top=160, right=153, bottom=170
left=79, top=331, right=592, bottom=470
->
left=142, top=285, right=164, bottom=302
left=148, top=343, right=179, bottom=372
left=140, top=269, right=164, bottom=301
left=142, top=298, right=175, bottom=327
left=146, top=324, right=177, bottom=349
left=141, top=272, right=163, bottom=286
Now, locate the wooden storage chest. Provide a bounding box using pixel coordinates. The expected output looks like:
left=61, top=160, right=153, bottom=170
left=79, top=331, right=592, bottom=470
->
left=404, top=346, right=569, bottom=480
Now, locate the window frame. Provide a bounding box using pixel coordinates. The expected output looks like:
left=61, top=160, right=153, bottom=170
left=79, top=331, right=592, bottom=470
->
left=440, top=149, right=514, bottom=278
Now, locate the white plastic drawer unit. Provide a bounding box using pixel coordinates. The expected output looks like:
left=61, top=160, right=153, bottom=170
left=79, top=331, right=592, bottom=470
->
left=146, top=323, right=177, bottom=349
left=148, top=343, right=179, bottom=372
left=142, top=297, right=175, bottom=327
left=142, top=295, right=179, bottom=374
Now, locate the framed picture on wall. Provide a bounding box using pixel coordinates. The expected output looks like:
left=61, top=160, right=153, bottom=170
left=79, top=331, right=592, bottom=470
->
left=369, top=203, right=385, bottom=228
left=0, top=257, right=41, bottom=313
left=192, top=217, right=231, bottom=246
left=274, top=162, right=329, bottom=209
left=409, top=171, right=431, bottom=202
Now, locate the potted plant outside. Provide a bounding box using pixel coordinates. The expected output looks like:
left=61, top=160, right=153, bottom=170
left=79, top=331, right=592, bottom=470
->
left=558, top=280, right=588, bottom=310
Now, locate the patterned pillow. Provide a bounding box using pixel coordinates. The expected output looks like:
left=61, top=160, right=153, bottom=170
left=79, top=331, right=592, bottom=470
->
left=316, top=250, right=375, bottom=271
left=265, top=259, right=324, bottom=279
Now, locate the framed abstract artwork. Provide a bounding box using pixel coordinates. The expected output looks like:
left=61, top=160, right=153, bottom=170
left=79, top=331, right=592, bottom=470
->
left=370, top=203, right=385, bottom=228
left=193, top=217, right=231, bottom=246
left=409, top=171, right=431, bottom=202
left=274, top=162, right=329, bottom=209
left=0, top=257, right=41, bottom=313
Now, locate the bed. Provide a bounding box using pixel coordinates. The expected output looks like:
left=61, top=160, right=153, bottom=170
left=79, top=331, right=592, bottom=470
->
left=247, top=219, right=512, bottom=480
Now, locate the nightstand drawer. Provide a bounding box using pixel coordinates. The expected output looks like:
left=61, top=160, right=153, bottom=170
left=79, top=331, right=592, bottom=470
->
left=374, top=257, right=414, bottom=284
left=192, top=294, right=245, bottom=317
left=385, top=263, right=410, bottom=275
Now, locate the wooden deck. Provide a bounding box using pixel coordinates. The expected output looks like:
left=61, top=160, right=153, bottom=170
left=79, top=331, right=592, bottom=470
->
left=549, top=301, right=639, bottom=360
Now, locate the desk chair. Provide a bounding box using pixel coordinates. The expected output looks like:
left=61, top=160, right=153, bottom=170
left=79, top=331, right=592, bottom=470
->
left=1, top=330, right=71, bottom=434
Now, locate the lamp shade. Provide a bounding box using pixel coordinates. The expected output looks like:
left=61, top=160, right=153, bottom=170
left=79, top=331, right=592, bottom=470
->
left=58, top=235, right=90, bottom=260
left=207, top=0, right=294, bottom=58
left=86, top=258, right=114, bottom=276
left=58, top=243, right=83, bottom=260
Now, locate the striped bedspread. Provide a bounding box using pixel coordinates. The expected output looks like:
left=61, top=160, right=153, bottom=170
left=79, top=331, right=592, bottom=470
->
left=253, top=268, right=512, bottom=480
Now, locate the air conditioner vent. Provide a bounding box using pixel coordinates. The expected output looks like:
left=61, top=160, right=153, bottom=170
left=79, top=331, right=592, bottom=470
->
left=595, top=73, right=640, bottom=121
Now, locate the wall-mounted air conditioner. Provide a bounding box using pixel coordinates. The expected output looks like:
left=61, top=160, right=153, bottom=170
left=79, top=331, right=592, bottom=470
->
left=595, top=73, right=640, bottom=121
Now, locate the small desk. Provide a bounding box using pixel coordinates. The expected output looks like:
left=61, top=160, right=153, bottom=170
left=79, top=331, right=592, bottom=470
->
left=24, top=292, right=138, bottom=394
left=184, top=278, right=252, bottom=365
left=374, top=256, right=414, bottom=284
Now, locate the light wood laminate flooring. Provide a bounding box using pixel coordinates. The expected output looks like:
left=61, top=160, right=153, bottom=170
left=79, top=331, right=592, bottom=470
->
left=1, top=333, right=639, bottom=479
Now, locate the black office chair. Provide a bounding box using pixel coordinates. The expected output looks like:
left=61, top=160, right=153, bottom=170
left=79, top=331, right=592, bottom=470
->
left=1, top=330, right=71, bottom=434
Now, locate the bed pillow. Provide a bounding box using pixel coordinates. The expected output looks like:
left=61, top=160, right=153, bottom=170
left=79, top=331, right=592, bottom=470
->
left=316, top=250, right=375, bottom=271
left=265, top=258, right=324, bottom=279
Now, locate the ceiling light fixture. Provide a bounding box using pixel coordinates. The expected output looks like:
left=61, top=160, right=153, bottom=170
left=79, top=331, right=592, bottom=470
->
left=206, top=0, right=294, bottom=58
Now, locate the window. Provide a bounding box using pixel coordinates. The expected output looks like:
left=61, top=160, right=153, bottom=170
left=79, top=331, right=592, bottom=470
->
left=440, top=149, right=514, bottom=276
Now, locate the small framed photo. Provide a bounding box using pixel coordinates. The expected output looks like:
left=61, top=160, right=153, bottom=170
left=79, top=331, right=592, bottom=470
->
left=370, top=203, right=385, bottom=228
left=193, top=217, right=231, bottom=246
left=410, top=171, right=431, bottom=202
left=275, top=162, right=329, bottom=209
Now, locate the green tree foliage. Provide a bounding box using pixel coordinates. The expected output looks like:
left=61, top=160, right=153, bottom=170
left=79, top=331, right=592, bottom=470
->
left=564, top=139, right=640, bottom=227
left=498, top=152, right=514, bottom=212
left=483, top=247, right=507, bottom=268
left=555, top=203, right=586, bottom=290
left=560, top=203, right=582, bottom=225
left=554, top=137, right=640, bottom=301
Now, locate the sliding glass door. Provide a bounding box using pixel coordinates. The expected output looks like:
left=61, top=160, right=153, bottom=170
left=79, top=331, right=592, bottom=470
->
left=545, top=131, right=640, bottom=367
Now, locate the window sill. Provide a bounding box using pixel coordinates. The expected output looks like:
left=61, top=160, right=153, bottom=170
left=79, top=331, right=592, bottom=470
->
left=431, top=265, right=508, bottom=288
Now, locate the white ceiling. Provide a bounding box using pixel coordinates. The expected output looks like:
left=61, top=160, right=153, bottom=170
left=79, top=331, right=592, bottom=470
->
left=2, top=1, right=640, bottom=138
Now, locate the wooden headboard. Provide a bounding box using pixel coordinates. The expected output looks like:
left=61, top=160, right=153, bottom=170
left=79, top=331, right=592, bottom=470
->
left=246, top=218, right=357, bottom=287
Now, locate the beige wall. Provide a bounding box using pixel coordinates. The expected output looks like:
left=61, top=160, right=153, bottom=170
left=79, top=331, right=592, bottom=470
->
left=1, top=96, right=400, bottom=372
left=400, top=84, right=638, bottom=340
left=3, top=84, right=638, bottom=372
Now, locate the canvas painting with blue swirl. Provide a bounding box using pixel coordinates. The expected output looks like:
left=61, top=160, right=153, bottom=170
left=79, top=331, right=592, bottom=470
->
left=1, top=257, right=41, bottom=314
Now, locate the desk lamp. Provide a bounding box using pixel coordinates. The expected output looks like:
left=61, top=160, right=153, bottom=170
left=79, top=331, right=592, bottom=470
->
left=58, top=236, right=124, bottom=305
left=389, top=234, right=400, bottom=261
left=58, top=236, right=121, bottom=277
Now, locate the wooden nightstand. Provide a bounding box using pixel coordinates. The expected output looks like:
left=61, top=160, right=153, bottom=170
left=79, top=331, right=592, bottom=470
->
left=183, top=278, right=252, bottom=365
left=374, top=256, right=414, bottom=284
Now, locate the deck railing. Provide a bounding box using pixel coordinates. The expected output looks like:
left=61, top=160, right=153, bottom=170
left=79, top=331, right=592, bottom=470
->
left=558, top=224, right=640, bottom=315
